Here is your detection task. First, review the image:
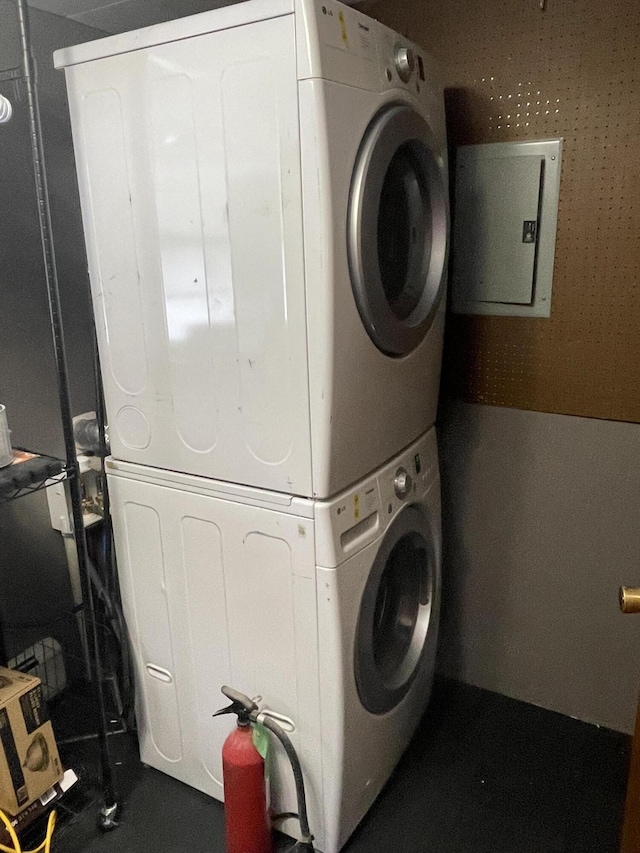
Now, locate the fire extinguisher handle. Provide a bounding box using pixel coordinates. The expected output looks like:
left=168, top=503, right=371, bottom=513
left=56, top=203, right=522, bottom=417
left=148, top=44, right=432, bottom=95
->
left=221, top=686, right=259, bottom=714
left=212, top=686, right=260, bottom=724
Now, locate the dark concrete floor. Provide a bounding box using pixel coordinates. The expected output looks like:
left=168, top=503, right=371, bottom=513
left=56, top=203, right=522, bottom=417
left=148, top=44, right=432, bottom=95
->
left=44, top=679, right=629, bottom=852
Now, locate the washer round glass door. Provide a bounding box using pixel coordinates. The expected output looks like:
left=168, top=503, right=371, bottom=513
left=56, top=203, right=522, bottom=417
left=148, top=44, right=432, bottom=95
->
left=348, top=103, right=449, bottom=356
left=355, top=505, right=439, bottom=715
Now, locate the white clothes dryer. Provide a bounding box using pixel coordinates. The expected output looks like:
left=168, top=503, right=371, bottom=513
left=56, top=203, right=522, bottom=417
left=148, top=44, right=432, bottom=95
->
left=56, top=0, right=449, bottom=497
left=107, top=426, right=442, bottom=853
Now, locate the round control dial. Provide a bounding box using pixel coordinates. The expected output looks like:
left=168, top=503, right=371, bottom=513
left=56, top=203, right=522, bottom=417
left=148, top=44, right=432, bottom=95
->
left=394, top=467, right=412, bottom=499
left=395, top=46, right=416, bottom=83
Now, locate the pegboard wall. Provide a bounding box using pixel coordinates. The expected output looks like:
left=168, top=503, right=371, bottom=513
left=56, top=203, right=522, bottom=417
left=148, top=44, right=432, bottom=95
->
left=365, top=0, right=640, bottom=422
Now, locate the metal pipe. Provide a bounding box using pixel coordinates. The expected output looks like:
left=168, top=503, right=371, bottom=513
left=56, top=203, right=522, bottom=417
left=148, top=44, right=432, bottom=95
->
left=15, top=0, right=117, bottom=816
left=93, top=340, right=115, bottom=599
left=0, top=625, right=8, bottom=667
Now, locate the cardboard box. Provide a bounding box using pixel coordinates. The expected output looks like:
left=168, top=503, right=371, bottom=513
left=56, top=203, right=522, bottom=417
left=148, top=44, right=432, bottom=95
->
left=0, top=667, right=63, bottom=815
left=0, top=769, right=78, bottom=846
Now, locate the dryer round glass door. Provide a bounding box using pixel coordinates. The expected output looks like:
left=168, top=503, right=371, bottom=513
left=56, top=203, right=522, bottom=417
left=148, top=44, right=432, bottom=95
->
left=355, top=504, right=440, bottom=715
left=348, top=103, right=449, bottom=357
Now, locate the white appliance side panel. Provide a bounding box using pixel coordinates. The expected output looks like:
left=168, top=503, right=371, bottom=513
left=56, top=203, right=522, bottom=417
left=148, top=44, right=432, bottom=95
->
left=109, top=474, right=233, bottom=795
left=108, top=472, right=323, bottom=830
left=222, top=511, right=324, bottom=844
left=65, top=15, right=312, bottom=494
left=108, top=477, right=185, bottom=777
left=299, top=78, right=447, bottom=497
left=78, top=89, right=149, bottom=401
left=178, top=515, right=231, bottom=791
left=147, top=73, right=217, bottom=455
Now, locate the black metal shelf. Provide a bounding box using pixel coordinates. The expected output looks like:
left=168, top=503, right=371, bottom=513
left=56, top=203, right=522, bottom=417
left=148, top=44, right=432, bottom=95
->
left=0, top=449, right=72, bottom=504
left=0, top=0, right=120, bottom=830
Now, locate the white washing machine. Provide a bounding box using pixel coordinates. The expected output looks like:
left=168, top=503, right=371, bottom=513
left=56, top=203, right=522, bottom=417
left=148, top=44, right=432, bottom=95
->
left=55, top=0, right=449, bottom=498
left=107, top=426, right=441, bottom=853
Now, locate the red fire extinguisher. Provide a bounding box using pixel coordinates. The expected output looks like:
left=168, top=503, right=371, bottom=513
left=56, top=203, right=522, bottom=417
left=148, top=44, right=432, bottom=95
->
left=214, top=686, right=316, bottom=853
left=213, top=687, right=273, bottom=853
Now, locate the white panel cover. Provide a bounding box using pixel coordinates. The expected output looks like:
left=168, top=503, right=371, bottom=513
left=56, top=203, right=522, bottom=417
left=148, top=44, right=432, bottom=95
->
left=65, top=15, right=311, bottom=493
left=453, top=153, right=541, bottom=305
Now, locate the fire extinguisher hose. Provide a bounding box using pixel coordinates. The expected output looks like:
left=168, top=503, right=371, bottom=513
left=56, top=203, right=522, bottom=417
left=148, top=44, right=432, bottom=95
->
left=258, top=715, right=314, bottom=849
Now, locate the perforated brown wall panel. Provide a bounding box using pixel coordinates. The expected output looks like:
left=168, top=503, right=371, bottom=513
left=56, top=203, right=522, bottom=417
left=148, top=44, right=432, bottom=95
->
left=366, top=0, right=640, bottom=422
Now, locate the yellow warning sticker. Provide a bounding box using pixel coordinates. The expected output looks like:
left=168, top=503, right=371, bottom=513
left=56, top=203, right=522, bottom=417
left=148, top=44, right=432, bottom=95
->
left=338, top=10, right=349, bottom=47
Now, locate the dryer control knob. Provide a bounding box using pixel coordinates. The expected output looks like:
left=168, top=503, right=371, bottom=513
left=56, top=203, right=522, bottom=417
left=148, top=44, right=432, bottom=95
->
left=395, top=46, right=416, bottom=83
left=394, top=467, right=412, bottom=499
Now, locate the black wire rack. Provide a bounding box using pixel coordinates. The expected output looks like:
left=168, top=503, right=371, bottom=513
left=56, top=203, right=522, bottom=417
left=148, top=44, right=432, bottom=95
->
left=0, top=450, right=72, bottom=503
left=0, top=0, right=120, bottom=832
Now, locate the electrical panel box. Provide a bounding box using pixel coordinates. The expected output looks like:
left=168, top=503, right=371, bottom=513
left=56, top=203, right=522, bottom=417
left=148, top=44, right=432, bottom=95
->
left=451, top=138, right=562, bottom=317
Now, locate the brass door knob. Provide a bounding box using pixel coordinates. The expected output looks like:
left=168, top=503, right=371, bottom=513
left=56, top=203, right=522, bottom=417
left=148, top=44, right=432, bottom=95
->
left=619, top=587, right=640, bottom=613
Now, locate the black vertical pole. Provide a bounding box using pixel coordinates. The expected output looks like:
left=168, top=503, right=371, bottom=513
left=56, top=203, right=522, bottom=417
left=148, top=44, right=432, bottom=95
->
left=0, top=624, right=8, bottom=668
left=15, top=0, right=117, bottom=822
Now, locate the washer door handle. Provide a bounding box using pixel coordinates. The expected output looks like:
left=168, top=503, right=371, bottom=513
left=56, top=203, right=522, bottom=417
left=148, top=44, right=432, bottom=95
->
left=256, top=709, right=296, bottom=733
left=146, top=664, right=173, bottom=684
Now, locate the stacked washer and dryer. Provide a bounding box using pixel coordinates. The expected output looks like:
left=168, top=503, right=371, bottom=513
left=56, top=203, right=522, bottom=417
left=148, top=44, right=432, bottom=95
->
left=55, top=1, right=449, bottom=849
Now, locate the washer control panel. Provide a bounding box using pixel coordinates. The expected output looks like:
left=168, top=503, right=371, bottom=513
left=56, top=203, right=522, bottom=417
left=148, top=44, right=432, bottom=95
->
left=394, top=466, right=412, bottom=498
left=316, top=427, right=439, bottom=568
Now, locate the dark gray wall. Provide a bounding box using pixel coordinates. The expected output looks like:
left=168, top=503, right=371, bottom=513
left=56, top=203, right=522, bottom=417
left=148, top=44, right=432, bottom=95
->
left=438, top=401, right=640, bottom=733
left=0, top=2, right=105, bottom=457
left=0, top=5, right=104, bottom=661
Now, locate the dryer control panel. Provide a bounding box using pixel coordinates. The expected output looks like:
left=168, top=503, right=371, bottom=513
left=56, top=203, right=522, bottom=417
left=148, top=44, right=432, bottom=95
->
left=375, top=21, right=442, bottom=108
left=297, top=0, right=380, bottom=89
left=315, top=426, right=439, bottom=568
left=296, top=0, right=440, bottom=103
